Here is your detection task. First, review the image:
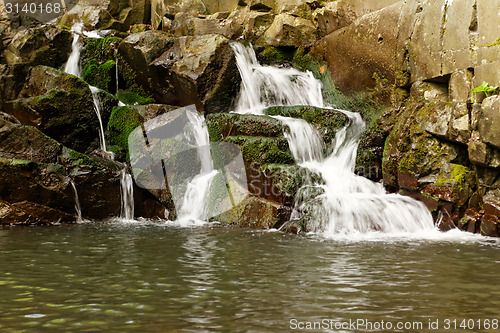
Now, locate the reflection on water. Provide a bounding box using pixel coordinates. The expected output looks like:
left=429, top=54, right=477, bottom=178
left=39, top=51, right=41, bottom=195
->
left=0, top=222, right=499, bottom=332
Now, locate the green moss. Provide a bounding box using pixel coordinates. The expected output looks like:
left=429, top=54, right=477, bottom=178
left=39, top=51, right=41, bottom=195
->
left=116, top=54, right=153, bottom=100
left=207, top=122, right=223, bottom=142
left=83, top=37, right=123, bottom=64
left=82, top=59, right=116, bottom=92
left=115, top=90, right=155, bottom=105
left=259, top=46, right=295, bottom=65
left=106, top=106, right=143, bottom=161
left=225, top=136, right=294, bottom=165
left=485, top=36, right=500, bottom=47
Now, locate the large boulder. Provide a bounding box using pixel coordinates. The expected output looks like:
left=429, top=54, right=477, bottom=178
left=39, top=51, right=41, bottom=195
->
left=0, top=117, right=131, bottom=222
left=120, top=33, right=241, bottom=112
left=59, top=148, right=122, bottom=219
left=3, top=26, right=72, bottom=67
left=4, top=66, right=101, bottom=153
left=0, top=158, right=75, bottom=218
left=60, top=0, right=150, bottom=30
left=259, top=13, right=318, bottom=46
left=172, top=13, right=236, bottom=38
left=321, top=2, right=402, bottom=95
left=212, top=195, right=282, bottom=228
left=0, top=118, right=62, bottom=163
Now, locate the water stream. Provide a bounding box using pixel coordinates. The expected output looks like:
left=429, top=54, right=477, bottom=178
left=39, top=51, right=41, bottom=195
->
left=69, top=180, right=82, bottom=222
left=120, top=169, right=135, bottom=220
left=176, top=110, right=218, bottom=224
left=231, top=43, right=435, bottom=236
left=65, top=24, right=134, bottom=221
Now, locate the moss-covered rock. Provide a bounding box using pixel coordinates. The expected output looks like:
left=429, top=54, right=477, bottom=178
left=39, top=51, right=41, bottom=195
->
left=206, top=112, right=284, bottom=141
left=224, top=135, right=294, bottom=166
left=106, top=105, right=143, bottom=161
left=59, top=147, right=122, bottom=219
left=82, top=59, right=116, bottom=92
left=211, top=195, right=280, bottom=229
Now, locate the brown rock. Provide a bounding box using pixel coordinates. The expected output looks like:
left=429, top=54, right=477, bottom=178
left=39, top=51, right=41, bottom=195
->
left=483, top=189, right=500, bottom=216
left=480, top=214, right=499, bottom=237
left=324, top=2, right=402, bottom=95
left=0, top=118, right=61, bottom=163
left=0, top=200, right=73, bottom=225
left=478, top=96, right=500, bottom=149
left=213, top=195, right=279, bottom=229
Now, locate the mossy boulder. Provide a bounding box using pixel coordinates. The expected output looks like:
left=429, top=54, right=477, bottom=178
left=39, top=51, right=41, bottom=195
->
left=211, top=195, right=281, bottom=229
left=224, top=136, right=294, bottom=166
left=206, top=112, right=284, bottom=141
left=81, top=36, right=122, bottom=93
left=106, top=105, right=143, bottom=161
left=59, top=147, right=122, bottom=219
left=82, top=59, right=116, bottom=92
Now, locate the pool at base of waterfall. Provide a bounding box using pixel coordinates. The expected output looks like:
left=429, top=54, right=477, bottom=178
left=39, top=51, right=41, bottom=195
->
left=0, top=222, right=499, bottom=332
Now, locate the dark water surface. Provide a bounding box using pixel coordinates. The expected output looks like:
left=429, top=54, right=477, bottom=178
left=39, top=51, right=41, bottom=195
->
left=0, top=222, right=499, bottom=332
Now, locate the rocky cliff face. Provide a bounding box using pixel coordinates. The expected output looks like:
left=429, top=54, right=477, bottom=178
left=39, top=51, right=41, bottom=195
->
left=0, top=0, right=499, bottom=234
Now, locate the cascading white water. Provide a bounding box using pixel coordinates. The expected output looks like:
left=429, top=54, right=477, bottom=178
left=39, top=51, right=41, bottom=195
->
left=64, top=23, right=84, bottom=77
left=232, top=43, right=324, bottom=114
left=231, top=43, right=435, bottom=236
left=176, top=110, right=218, bottom=223
left=70, top=180, right=82, bottom=222
left=89, top=86, right=109, bottom=153
left=120, top=169, right=135, bottom=220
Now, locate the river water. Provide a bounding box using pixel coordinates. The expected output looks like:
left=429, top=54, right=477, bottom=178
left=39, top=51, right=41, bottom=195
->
left=1, top=222, right=499, bottom=332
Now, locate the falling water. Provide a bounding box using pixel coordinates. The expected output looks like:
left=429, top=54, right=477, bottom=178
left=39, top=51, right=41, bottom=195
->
left=231, top=43, right=435, bottom=236
left=120, top=169, right=135, bottom=220
left=64, top=23, right=84, bottom=77
left=70, top=180, right=82, bottom=222
left=232, top=43, right=324, bottom=114
left=176, top=110, right=218, bottom=223
left=89, top=86, right=109, bottom=153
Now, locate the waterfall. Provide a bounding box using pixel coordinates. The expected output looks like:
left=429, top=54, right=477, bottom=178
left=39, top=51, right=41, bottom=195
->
left=65, top=24, right=134, bottom=221
left=70, top=180, right=82, bottom=222
left=120, top=169, right=135, bottom=220
left=176, top=110, right=218, bottom=223
left=64, top=23, right=84, bottom=77
left=231, top=43, right=435, bottom=236
left=232, top=43, right=324, bottom=114
left=89, top=86, right=109, bottom=153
